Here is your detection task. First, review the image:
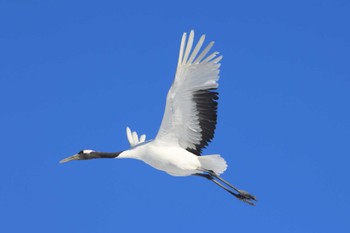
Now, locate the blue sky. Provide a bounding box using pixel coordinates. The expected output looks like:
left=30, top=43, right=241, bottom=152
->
left=1, top=0, right=349, bottom=232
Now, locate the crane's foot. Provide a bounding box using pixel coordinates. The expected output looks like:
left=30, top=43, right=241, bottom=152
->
left=235, top=190, right=257, bottom=206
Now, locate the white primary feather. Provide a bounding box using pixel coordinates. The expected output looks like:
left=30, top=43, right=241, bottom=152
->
left=139, top=134, right=146, bottom=143
left=126, top=127, right=146, bottom=147
left=126, top=127, right=133, bottom=145
left=132, top=131, right=138, bottom=145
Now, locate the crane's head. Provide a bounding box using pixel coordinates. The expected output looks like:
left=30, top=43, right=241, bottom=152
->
left=60, top=149, right=122, bottom=163
left=59, top=149, right=96, bottom=163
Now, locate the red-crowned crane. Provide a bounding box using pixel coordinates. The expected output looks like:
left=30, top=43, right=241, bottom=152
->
left=60, top=30, right=256, bottom=205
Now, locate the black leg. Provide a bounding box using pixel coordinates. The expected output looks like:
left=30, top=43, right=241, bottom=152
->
left=193, top=172, right=257, bottom=205
left=194, top=174, right=240, bottom=197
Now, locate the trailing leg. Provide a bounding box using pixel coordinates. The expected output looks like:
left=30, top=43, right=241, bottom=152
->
left=194, top=171, right=257, bottom=205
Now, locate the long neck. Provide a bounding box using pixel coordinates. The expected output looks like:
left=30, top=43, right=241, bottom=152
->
left=86, top=151, right=122, bottom=160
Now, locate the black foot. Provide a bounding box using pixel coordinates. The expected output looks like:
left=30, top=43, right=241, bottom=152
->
left=235, top=190, right=257, bottom=206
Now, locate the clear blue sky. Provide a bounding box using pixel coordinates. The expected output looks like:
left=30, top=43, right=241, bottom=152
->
left=1, top=1, right=349, bottom=232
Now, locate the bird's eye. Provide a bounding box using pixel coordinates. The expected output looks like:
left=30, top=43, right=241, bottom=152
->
left=78, top=150, right=84, bottom=154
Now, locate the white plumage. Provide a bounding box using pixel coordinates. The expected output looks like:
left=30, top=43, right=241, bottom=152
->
left=126, top=127, right=146, bottom=147
left=60, top=30, right=256, bottom=205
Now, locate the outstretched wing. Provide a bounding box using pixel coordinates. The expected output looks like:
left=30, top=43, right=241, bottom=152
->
left=155, top=30, right=222, bottom=155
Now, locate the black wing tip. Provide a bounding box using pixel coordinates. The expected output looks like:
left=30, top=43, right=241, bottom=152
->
left=186, top=88, right=218, bottom=155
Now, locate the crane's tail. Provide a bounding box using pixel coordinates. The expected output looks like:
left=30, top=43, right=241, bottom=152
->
left=198, top=154, right=227, bottom=175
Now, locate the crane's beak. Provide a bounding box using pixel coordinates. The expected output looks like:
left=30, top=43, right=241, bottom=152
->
left=59, top=154, right=80, bottom=164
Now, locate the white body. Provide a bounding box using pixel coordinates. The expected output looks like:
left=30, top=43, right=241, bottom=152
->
left=120, top=140, right=200, bottom=176
left=119, top=139, right=226, bottom=176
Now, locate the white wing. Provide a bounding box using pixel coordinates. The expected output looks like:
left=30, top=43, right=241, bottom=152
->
left=126, top=127, right=146, bottom=147
left=156, top=30, right=222, bottom=155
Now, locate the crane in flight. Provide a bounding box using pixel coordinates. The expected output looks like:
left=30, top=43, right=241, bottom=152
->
left=60, top=30, right=256, bottom=205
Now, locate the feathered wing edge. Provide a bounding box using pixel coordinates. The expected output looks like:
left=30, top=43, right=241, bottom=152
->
left=177, top=30, right=221, bottom=71
left=181, top=31, right=222, bottom=155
